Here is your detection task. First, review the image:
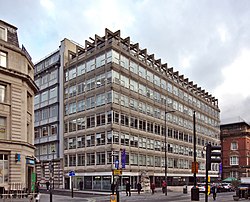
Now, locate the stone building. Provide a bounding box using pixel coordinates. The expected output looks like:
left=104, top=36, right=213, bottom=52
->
left=0, top=20, right=38, bottom=191
left=221, top=120, right=250, bottom=179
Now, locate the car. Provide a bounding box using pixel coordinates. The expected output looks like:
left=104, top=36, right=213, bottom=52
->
left=222, top=183, right=233, bottom=192
left=198, top=183, right=206, bottom=193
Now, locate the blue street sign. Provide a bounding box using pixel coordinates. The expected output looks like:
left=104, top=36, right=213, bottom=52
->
left=69, top=170, right=75, bottom=177
left=121, top=149, right=126, bottom=169
left=115, top=159, right=119, bottom=169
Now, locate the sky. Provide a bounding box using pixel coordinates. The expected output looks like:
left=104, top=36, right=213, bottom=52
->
left=1, top=0, right=250, bottom=123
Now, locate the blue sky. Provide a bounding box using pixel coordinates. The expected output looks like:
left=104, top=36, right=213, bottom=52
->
left=1, top=0, right=250, bottom=122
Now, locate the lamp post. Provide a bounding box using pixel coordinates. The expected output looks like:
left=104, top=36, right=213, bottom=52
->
left=50, top=149, right=55, bottom=202
left=165, top=109, right=175, bottom=196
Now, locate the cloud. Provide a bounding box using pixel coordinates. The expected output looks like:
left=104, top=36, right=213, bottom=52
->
left=1, top=0, right=250, bottom=121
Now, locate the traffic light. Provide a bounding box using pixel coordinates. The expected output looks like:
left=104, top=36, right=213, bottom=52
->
left=206, top=143, right=221, bottom=171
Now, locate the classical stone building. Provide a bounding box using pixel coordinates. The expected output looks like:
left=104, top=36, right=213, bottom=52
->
left=221, top=120, right=250, bottom=179
left=0, top=20, right=38, bottom=191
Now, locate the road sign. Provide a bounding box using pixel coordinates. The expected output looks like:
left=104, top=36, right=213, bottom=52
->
left=113, top=169, right=122, bottom=175
left=192, top=161, right=199, bottom=173
left=115, top=159, right=119, bottom=169
left=69, top=170, right=75, bottom=177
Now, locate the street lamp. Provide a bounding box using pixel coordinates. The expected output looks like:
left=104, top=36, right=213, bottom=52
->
left=165, top=109, right=175, bottom=196
left=50, top=149, right=55, bottom=202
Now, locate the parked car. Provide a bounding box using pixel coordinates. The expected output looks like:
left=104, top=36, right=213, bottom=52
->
left=198, top=183, right=206, bottom=193
left=222, top=183, right=233, bottom=192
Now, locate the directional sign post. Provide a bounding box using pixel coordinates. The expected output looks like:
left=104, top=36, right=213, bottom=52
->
left=69, top=170, right=75, bottom=177
left=115, top=159, right=119, bottom=169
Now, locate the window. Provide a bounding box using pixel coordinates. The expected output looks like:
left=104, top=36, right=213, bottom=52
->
left=51, top=124, right=57, bottom=135
left=0, top=51, right=6, bottom=68
left=231, top=142, right=238, bottom=150
left=96, top=152, right=105, bottom=165
left=230, top=156, right=239, bottom=165
left=0, top=27, right=7, bottom=41
left=77, top=154, right=85, bottom=166
left=49, top=87, right=57, bottom=99
left=42, top=126, right=48, bottom=136
left=0, top=84, right=6, bottom=102
left=0, top=117, right=6, bottom=139
left=0, top=154, right=9, bottom=184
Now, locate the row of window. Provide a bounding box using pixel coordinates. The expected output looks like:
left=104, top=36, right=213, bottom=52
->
left=65, top=50, right=219, bottom=118
left=64, top=151, right=216, bottom=171
left=35, top=52, right=60, bottom=74
left=65, top=92, right=112, bottom=115
left=35, top=86, right=58, bottom=104
left=65, top=71, right=112, bottom=99
left=64, top=130, right=210, bottom=158
left=35, top=143, right=57, bottom=156
left=35, top=69, right=58, bottom=88
left=64, top=110, right=218, bottom=142
left=35, top=124, right=58, bottom=138
left=35, top=105, right=58, bottom=122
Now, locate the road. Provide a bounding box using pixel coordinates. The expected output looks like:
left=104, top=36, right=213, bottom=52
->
left=37, top=191, right=235, bottom=202
left=0, top=190, right=236, bottom=202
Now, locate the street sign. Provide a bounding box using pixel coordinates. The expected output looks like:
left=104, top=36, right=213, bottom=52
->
left=115, top=159, right=119, bottom=169
left=113, top=169, right=122, bottom=175
left=69, top=170, right=75, bottom=177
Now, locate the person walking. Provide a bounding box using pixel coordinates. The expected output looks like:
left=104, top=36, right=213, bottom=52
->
left=211, top=184, right=217, bottom=200
left=137, top=181, right=142, bottom=194
left=46, top=181, right=50, bottom=191
left=162, top=180, right=167, bottom=193
left=111, top=182, right=116, bottom=195
left=125, top=181, right=131, bottom=196
left=79, top=180, right=83, bottom=190
left=150, top=182, right=155, bottom=195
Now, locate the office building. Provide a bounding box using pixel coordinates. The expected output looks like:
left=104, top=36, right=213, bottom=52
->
left=63, top=29, right=220, bottom=190
left=0, top=20, right=38, bottom=191
left=34, top=39, right=78, bottom=188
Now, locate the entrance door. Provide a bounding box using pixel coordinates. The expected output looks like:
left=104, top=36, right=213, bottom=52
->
left=27, top=167, right=32, bottom=192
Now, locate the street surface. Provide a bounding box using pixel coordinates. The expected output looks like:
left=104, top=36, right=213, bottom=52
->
left=0, top=189, right=236, bottom=202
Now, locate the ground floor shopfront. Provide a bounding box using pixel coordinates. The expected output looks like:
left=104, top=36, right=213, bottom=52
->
left=64, top=171, right=217, bottom=191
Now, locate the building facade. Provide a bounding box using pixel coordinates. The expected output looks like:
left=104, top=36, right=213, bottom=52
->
left=0, top=20, right=38, bottom=191
left=221, top=120, right=250, bottom=180
left=34, top=39, right=77, bottom=188
left=63, top=29, right=220, bottom=190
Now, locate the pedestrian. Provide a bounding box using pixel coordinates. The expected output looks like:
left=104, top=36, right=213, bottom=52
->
left=79, top=180, right=83, bottom=190
left=125, top=181, right=131, bottom=196
left=211, top=184, right=217, bottom=200
left=162, top=180, right=167, bottom=193
left=150, top=182, right=155, bottom=194
left=46, top=181, right=50, bottom=191
left=111, top=182, right=116, bottom=195
left=137, top=181, right=142, bottom=194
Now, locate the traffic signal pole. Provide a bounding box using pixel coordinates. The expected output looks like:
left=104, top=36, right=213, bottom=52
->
left=205, top=143, right=221, bottom=202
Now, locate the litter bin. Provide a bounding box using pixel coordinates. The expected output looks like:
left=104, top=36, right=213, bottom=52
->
left=183, top=185, right=188, bottom=194
left=191, top=186, right=199, bottom=201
